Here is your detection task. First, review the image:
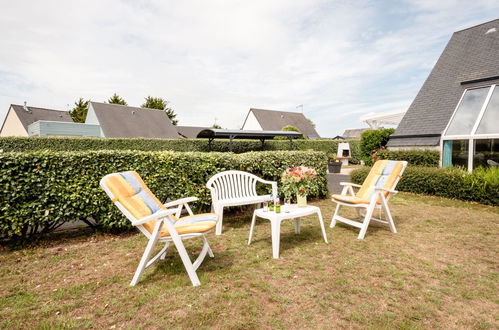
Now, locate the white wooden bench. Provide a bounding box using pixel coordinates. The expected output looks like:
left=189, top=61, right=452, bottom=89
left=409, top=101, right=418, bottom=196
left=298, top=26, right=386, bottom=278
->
left=206, top=170, right=277, bottom=235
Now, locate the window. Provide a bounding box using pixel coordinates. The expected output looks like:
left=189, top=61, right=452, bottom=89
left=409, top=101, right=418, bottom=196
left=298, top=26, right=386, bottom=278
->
left=473, top=139, right=498, bottom=169
left=442, top=84, right=499, bottom=171
left=476, top=87, right=499, bottom=135
left=445, top=87, right=490, bottom=136
left=442, top=140, right=468, bottom=168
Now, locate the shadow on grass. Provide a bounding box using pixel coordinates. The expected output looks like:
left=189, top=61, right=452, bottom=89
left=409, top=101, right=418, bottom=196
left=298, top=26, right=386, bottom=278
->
left=140, top=248, right=236, bottom=286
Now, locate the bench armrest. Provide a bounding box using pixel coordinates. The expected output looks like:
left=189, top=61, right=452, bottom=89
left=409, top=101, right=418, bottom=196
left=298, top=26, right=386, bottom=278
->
left=132, top=209, right=177, bottom=226
left=255, top=177, right=278, bottom=198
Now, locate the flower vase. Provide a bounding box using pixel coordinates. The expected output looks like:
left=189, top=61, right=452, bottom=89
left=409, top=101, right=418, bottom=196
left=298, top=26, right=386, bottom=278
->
left=297, top=193, right=307, bottom=207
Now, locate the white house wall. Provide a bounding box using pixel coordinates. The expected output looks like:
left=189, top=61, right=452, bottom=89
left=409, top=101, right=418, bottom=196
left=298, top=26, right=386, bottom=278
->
left=0, top=107, right=28, bottom=137
left=85, top=104, right=104, bottom=137
left=242, top=111, right=262, bottom=130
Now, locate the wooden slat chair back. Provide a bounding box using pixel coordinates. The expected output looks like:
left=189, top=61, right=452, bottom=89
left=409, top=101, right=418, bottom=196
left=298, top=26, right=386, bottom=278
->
left=100, top=171, right=218, bottom=286
left=330, top=160, right=407, bottom=239
left=206, top=170, right=277, bottom=235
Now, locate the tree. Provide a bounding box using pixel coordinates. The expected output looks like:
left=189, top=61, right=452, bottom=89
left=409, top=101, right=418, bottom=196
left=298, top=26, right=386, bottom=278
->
left=212, top=123, right=222, bottom=129
left=141, top=96, right=178, bottom=125
left=359, top=128, right=395, bottom=165
left=69, top=98, right=90, bottom=123
left=274, top=125, right=305, bottom=140
left=107, top=93, right=127, bottom=105
left=307, top=118, right=316, bottom=128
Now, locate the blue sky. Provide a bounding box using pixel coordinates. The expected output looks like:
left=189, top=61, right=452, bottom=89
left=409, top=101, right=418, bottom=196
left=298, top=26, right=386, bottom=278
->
left=0, top=0, right=498, bottom=137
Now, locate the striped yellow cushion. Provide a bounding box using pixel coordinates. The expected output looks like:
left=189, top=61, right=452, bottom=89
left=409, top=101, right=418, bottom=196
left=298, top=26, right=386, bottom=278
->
left=159, top=213, right=218, bottom=237
left=353, top=160, right=404, bottom=203
left=104, top=171, right=217, bottom=236
left=331, top=194, right=371, bottom=204
left=103, top=171, right=167, bottom=232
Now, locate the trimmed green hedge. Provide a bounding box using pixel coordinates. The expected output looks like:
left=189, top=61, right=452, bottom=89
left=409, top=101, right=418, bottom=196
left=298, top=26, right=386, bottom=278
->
left=350, top=166, right=499, bottom=206
left=0, top=150, right=328, bottom=238
left=376, top=149, right=440, bottom=166
left=0, top=136, right=361, bottom=164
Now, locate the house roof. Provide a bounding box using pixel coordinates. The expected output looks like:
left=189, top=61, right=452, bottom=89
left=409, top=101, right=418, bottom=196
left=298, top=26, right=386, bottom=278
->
left=176, top=126, right=210, bottom=138
left=342, top=128, right=370, bottom=138
left=2, top=104, right=73, bottom=132
left=90, top=102, right=179, bottom=138
left=245, top=108, right=320, bottom=139
left=388, top=18, right=499, bottom=147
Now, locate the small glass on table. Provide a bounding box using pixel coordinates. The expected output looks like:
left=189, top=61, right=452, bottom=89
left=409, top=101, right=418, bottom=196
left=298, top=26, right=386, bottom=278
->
left=263, top=201, right=269, bottom=212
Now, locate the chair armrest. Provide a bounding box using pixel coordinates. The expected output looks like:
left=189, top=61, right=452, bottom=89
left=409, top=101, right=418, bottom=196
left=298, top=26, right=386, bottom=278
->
left=131, top=209, right=177, bottom=226
left=163, top=197, right=198, bottom=208
left=374, top=187, right=398, bottom=194
left=340, top=182, right=362, bottom=188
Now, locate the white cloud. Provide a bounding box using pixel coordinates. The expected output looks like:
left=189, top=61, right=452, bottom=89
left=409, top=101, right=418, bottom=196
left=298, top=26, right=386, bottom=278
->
left=0, top=0, right=498, bottom=136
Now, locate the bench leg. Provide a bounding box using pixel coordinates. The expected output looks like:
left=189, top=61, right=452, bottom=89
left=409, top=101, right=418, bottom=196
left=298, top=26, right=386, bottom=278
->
left=215, top=206, right=224, bottom=235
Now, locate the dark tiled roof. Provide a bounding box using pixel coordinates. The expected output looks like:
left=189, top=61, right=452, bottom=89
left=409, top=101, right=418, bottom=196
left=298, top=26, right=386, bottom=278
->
left=246, top=108, right=321, bottom=139
left=7, top=104, right=73, bottom=131
left=90, top=102, right=179, bottom=138
left=342, top=128, right=370, bottom=138
left=176, top=126, right=210, bottom=138
left=388, top=19, right=499, bottom=147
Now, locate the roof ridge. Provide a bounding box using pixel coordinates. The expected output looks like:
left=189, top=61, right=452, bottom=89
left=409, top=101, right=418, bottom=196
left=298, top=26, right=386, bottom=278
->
left=250, top=108, right=304, bottom=115
left=453, top=18, right=499, bottom=34
left=11, top=104, right=67, bottom=112
left=91, top=101, right=164, bottom=112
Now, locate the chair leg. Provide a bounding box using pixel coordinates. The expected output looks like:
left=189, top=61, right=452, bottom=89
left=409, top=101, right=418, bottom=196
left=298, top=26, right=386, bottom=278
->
left=160, top=242, right=170, bottom=260
left=202, top=235, right=215, bottom=258
left=130, top=222, right=162, bottom=286
left=357, top=201, right=376, bottom=240
left=316, top=210, right=328, bottom=243
left=330, top=203, right=341, bottom=228
left=215, top=206, right=224, bottom=236
left=248, top=212, right=257, bottom=245
left=382, top=196, right=397, bottom=233
left=170, top=234, right=201, bottom=286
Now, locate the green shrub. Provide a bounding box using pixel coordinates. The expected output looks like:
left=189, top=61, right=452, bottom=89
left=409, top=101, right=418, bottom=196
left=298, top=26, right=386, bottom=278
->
left=375, top=149, right=440, bottom=166
left=0, top=136, right=357, bottom=154
left=350, top=166, right=499, bottom=206
left=0, top=150, right=328, bottom=239
left=359, top=128, right=395, bottom=164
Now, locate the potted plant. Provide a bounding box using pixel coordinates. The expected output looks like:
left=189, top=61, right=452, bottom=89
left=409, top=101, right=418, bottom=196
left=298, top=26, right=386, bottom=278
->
left=328, top=154, right=342, bottom=173
left=281, top=166, right=318, bottom=207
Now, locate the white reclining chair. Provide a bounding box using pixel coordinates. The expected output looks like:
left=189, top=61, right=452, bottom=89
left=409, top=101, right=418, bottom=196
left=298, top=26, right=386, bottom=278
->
left=206, top=170, right=277, bottom=235
left=330, top=160, right=407, bottom=239
left=100, top=171, right=218, bottom=286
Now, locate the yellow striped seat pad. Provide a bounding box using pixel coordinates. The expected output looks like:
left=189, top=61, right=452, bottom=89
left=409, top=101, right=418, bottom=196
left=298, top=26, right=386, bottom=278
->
left=332, top=160, right=404, bottom=205
left=158, top=213, right=218, bottom=237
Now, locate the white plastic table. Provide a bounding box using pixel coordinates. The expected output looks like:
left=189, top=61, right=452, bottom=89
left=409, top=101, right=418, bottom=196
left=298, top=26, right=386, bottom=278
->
left=248, top=204, right=328, bottom=259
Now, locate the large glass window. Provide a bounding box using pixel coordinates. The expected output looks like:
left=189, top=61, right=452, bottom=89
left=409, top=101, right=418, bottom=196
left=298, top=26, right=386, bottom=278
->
left=442, top=140, right=469, bottom=168
left=442, top=84, right=499, bottom=171
left=476, top=86, right=499, bottom=135
left=445, top=87, right=490, bottom=136
left=473, top=139, right=498, bottom=169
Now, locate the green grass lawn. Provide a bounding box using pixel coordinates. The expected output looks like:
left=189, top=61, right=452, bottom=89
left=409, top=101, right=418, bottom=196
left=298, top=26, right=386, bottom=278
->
left=1, top=193, right=498, bottom=329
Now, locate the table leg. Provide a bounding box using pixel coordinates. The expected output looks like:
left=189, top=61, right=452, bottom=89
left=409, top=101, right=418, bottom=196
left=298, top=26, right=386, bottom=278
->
left=248, top=212, right=257, bottom=245
left=294, top=217, right=301, bottom=234
left=271, top=219, right=281, bottom=259
left=317, top=210, right=329, bottom=243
